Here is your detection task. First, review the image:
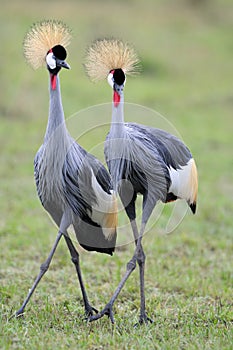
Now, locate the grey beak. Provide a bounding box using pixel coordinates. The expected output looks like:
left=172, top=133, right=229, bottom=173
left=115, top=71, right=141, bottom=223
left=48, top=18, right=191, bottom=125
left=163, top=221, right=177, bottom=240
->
left=56, top=58, right=71, bottom=69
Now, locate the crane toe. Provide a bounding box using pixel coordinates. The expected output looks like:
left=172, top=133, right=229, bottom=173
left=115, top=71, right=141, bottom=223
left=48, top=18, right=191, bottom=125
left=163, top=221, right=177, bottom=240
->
left=134, top=313, right=154, bottom=327
left=84, top=304, right=99, bottom=319
left=88, top=302, right=115, bottom=324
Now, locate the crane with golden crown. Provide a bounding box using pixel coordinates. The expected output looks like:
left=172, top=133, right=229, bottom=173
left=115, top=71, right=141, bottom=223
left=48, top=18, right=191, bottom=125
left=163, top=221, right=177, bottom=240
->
left=85, top=39, right=198, bottom=325
left=16, top=21, right=117, bottom=318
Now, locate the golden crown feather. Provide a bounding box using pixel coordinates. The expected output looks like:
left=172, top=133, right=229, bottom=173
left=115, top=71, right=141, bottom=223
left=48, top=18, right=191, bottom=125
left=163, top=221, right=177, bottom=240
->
left=84, top=38, right=140, bottom=82
left=23, top=20, right=72, bottom=70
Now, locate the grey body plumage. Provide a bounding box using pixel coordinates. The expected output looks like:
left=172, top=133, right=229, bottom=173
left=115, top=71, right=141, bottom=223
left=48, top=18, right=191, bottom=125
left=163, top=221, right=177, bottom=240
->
left=34, top=79, right=116, bottom=253
left=105, top=121, right=192, bottom=223
left=16, top=24, right=117, bottom=318
left=87, top=64, right=198, bottom=325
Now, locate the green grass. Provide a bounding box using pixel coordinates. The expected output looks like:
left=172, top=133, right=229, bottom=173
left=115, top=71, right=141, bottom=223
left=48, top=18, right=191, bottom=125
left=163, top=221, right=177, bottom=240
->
left=0, top=0, right=233, bottom=349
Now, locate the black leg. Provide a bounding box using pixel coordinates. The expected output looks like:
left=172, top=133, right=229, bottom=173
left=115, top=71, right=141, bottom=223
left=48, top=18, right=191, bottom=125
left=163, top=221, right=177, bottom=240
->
left=63, top=234, right=98, bottom=317
left=88, top=220, right=153, bottom=325
left=88, top=191, right=155, bottom=325
left=88, top=201, right=138, bottom=323
left=130, top=220, right=153, bottom=325
left=88, top=221, right=142, bottom=324
left=15, top=231, right=63, bottom=317
left=134, top=230, right=153, bottom=326
left=89, top=252, right=137, bottom=324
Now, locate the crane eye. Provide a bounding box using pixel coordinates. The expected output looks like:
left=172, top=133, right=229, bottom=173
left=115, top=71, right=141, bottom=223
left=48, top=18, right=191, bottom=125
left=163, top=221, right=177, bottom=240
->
left=46, top=52, right=56, bottom=69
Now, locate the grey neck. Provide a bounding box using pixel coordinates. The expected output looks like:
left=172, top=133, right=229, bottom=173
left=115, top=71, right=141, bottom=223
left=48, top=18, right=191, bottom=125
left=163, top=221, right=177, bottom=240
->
left=44, top=74, right=67, bottom=143
left=110, top=90, right=126, bottom=138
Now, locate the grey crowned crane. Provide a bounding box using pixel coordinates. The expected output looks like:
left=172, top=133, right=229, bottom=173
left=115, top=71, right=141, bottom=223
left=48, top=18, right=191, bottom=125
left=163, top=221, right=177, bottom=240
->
left=16, top=21, right=117, bottom=317
left=84, top=39, right=198, bottom=325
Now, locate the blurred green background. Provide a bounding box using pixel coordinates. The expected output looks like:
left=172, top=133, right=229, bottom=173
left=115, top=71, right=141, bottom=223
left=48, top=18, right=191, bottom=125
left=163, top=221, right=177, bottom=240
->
left=1, top=1, right=232, bottom=349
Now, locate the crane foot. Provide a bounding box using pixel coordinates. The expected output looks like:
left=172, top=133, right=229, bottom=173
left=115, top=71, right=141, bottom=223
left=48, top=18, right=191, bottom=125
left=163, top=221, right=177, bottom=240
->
left=88, top=303, right=115, bottom=324
left=84, top=304, right=98, bottom=318
left=15, top=308, right=25, bottom=318
left=134, top=313, right=154, bottom=327
left=8, top=307, right=25, bottom=321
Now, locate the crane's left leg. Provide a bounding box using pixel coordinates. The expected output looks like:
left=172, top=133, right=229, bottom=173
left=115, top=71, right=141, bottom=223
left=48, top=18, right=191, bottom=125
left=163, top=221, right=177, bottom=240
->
left=135, top=196, right=159, bottom=324
left=15, top=230, right=63, bottom=317
left=129, top=219, right=153, bottom=324
left=63, top=233, right=98, bottom=317
left=135, top=223, right=153, bottom=325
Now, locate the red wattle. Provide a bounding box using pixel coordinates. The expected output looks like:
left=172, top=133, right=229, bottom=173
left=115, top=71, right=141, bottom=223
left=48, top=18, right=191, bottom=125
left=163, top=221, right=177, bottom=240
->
left=113, top=90, right=120, bottom=107
left=51, top=74, right=57, bottom=90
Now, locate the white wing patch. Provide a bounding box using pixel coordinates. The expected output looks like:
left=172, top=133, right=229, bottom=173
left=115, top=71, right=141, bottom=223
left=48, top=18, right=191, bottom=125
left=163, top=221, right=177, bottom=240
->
left=89, top=170, right=117, bottom=240
left=169, top=158, right=198, bottom=204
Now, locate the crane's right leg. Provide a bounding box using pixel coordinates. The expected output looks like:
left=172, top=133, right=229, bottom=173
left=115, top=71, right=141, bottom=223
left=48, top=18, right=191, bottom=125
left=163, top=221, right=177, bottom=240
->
left=15, top=231, right=63, bottom=317
left=88, top=197, right=138, bottom=324
left=63, top=234, right=98, bottom=317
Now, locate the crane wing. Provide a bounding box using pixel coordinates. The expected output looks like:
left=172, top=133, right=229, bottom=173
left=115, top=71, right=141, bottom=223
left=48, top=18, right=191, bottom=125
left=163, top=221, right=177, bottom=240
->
left=63, top=145, right=117, bottom=254
left=126, top=123, right=198, bottom=212
left=126, top=123, right=191, bottom=169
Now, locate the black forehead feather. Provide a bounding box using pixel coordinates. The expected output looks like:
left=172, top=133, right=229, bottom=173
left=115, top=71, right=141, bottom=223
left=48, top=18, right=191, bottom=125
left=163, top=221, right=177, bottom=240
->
left=52, top=45, right=67, bottom=60
left=113, top=68, right=125, bottom=85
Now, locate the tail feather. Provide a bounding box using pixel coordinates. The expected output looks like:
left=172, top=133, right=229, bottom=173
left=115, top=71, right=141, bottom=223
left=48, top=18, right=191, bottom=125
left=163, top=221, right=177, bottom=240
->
left=74, top=217, right=116, bottom=256
left=168, top=158, right=198, bottom=214
left=102, top=193, right=118, bottom=240
left=189, top=202, right=196, bottom=214
left=89, top=169, right=118, bottom=240
left=189, top=159, right=198, bottom=214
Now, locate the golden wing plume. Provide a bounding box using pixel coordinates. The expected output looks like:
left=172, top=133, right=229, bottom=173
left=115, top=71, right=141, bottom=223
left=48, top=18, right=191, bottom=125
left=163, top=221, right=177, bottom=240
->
left=23, top=20, right=72, bottom=69
left=84, top=38, right=140, bottom=82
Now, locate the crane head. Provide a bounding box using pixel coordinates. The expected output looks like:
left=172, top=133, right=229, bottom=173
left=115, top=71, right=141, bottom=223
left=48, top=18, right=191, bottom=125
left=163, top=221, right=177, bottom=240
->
left=107, top=68, right=126, bottom=107
left=46, top=45, right=70, bottom=89
left=46, top=45, right=70, bottom=73
left=24, top=20, right=72, bottom=70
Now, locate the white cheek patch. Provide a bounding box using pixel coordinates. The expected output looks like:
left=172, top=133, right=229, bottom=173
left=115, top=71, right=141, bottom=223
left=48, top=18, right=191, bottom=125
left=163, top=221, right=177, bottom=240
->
left=107, top=73, right=114, bottom=88
left=46, top=52, right=56, bottom=69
